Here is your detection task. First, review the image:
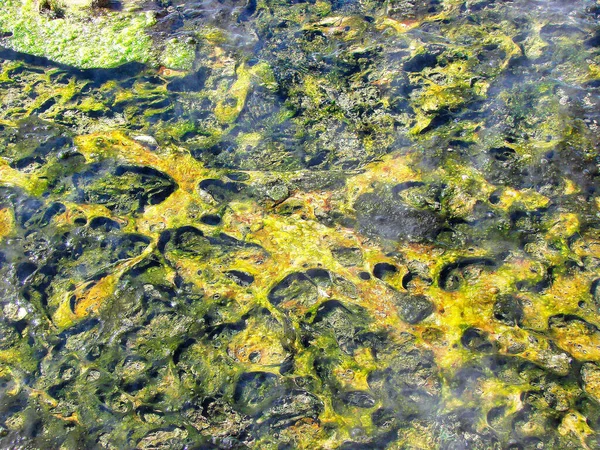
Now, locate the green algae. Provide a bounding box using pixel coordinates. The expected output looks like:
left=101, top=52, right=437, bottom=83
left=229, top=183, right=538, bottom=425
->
left=159, top=37, right=197, bottom=71
left=0, top=0, right=156, bottom=68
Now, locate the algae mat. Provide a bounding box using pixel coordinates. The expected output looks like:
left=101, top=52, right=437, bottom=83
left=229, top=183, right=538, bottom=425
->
left=1, top=0, right=600, bottom=448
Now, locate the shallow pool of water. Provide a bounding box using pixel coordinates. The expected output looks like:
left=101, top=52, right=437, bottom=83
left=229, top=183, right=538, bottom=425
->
left=1, top=0, right=600, bottom=448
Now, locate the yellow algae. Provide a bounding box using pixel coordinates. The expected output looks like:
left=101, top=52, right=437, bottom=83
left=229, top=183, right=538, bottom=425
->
left=582, top=363, right=600, bottom=403
left=198, top=27, right=229, bottom=45
left=376, top=17, right=421, bottom=34
left=546, top=213, right=580, bottom=241
left=77, top=96, right=105, bottom=114
left=228, top=323, right=287, bottom=366
left=52, top=202, right=118, bottom=228
left=214, top=64, right=252, bottom=124
left=2, top=1, right=600, bottom=448
left=250, top=61, right=278, bottom=91
left=0, top=207, right=15, bottom=240
left=303, top=75, right=326, bottom=106
left=498, top=187, right=549, bottom=210
left=0, top=159, right=46, bottom=194
left=558, top=411, right=594, bottom=449
left=53, top=244, right=153, bottom=328
left=75, top=131, right=212, bottom=191
left=0, top=60, right=22, bottom=83
left=417, top=80, right=471, bottom=114
left=0, top=345, right=33, bottom=369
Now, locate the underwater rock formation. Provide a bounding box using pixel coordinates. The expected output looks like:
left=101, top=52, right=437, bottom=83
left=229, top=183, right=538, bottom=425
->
left=1, top=0, right=600, bottom=448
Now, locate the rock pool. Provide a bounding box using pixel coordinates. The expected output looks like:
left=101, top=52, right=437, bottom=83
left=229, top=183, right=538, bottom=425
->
left=1, top=0, right=600, bottom=448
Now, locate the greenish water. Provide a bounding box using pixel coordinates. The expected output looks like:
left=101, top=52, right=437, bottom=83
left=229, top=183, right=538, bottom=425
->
left=1, top=0, right=600, bottom=448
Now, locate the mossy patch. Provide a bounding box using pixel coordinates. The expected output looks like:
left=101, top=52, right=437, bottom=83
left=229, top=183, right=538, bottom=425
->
left=0, top=0, right=155, bottom=68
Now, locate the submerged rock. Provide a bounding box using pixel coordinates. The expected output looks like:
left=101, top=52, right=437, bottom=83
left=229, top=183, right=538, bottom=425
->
left=1, top=0, right=600, bottom=448
left=74, top=164, right=177, bottom=214
left=354, top=192, right=443, bottom=243
left=394, top=292, right=434, bottom=324
left=493, top=294, right=524, bottom=326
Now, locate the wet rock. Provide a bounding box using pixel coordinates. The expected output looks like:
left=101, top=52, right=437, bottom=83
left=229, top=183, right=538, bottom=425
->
left=198, top=179, right=247, bottom=203
left=258, top=390, right=323, bottom=430
left=511, top=406, right=553, bottom=441
left=234, top=371, right=281, bottom=415
left=225, top=172, right=250, bottom=182
left=449, top=364, right=488, bottom=397
left=331, top=274, right=358, bottom=299
left=253, top=180, right=290, bottom=203
left=311, top=300, right=370, bottom=354
left=159, top=226, right=211, bottom=256
left=403, top=52, right=438, bottom=73
left=136, top=427, right=189, bottom=450
left=88, top=216, right=120, bottom=232
left=496, top=331, right=527, bottom=355
left=166, top=68, right=210, bottom=92
left=211, top=232, right=265, bottom=253
left=192, top=398, right=251, bottom=443
left=372, top=262, right=398, bottom=281
left=401, top=267, right=433, bottom=290
left=267, top=272, right=318, bottom=310
left=393, top=291, right=434, bottom=324
left=332, top=247, right=363, bottom=267
left=387, top=0, right=444, bottom=19
left=74, top=164, right=177, bottom=214
left=394, top=181, right=443, bottom=212
left=224, top=270, right=254, bottom=286
left=0, top=116, right=72, bottom=170
left=489, top=146, right=517, bottom=162
left=0, top=321, right=20, bottom=350
left=493, top=294, right=524, bottom=326
left=487, top=405, right=506, bottom=429
left=1, top=189, right=62, bottom=230
left=200, top=214, right=222, bottom=226
left=339, top=390, right=376, bottom=409
left=438, top=258, right=497, bottom=291
left=305, top=268, right=332, bottom=287
left=368, top=340, right=441, bottom=419
left=354, top=192, right=443, bottom=243
left=534, top=345, right=572, bottom=377
left=133, top=135, right=159, bottom=150
left=371, top=407, right=398, bottom=430
left=461, top=328, right=496, bottom=353
left=16, top=261, right=37, bottom=284
left=591, top=278, right=600, bottom=309
left=437, top=409, right=501, bottom=450
left=290, top=171, right=347, bottom=192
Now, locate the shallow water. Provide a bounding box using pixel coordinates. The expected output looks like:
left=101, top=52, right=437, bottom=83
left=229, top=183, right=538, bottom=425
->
left=1, top=0, right=600, bottom=448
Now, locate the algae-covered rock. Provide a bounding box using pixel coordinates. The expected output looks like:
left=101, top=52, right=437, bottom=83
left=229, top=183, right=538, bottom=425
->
left=493, top=294, right=524, bottom=326
left=0, top=0, right=156, bottom=68
left=368, top=338, right=441, bottom=420
left=332, top=246, right=363, bottom=267
left=310, top=299, right=371, bottom=354
left=74, top=164, right=177, bottom=214
left=354, top=191, right=443, bottom=243
left=394, top=291, right=434, bottom=324
left=2, top=0, right=600, bottom=448
left=582, top=363, right=600, bottom=404
left=268, top=271, right=319, bottom=310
